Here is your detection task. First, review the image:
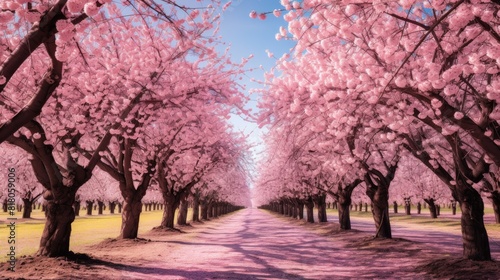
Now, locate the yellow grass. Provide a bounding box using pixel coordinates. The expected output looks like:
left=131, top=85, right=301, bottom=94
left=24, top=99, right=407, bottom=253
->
left=0, top=207, right=192, bottom=262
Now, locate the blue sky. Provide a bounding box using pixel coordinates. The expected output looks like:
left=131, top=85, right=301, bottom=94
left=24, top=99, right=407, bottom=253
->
left=217, top=0, right=296, bottom=161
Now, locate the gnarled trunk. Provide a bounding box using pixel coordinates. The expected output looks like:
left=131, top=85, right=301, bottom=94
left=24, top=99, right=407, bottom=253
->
left=120, top=196, right=143, bottom=239
left=365, top=166, right=396, bottom=239
left=37, top=193, right=76, bottom=257
left=455, top=179, right=491, bottom=261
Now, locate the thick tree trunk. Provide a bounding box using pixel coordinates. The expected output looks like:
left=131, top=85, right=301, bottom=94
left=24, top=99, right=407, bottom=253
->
left=161, top=196, right=179, bottom=229
left=456, top=179, right=491, bottom=260
left=118, top=203, right=122, bottom=213
left=314, top=194, right=328, bottom=222
left=371, top=197, right=391, bottom=238
left=338, top=197, right=351, bottom=230
left=305, top=197, right=314, bottom=223
left=417, top=202, right=422, bottom=214
left=192, top=195, right=200, bottom=222
left=120, top=197, right=143, bottom=239
left=365, top=166, right=397, bottom=239
left=37, top=199, right=76, bottom=257
left=22, top=199, right=33, bottom=218
left=177, top=198, right=189, bottom=226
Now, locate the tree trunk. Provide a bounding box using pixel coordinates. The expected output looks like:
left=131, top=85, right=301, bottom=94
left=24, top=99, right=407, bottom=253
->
left=365, top=166, right=396, bottom=239
left=109, top=202, right=116, bottom=214
left=22, top=198, right=33, bottom=218
left=305, top=197, right=314, bottom=223
left=192, top=195, right=200, bottom=222
left=314, top=194, right=328, bottom=222
left=201, top=201, right=209, bottom=220
left=455, top=179, right=491, bottom=260
left=120, top=197, right=143, bottom=239
left=73, top=201, right=80, bottom=217
left=298, top=202, right=304, bottom=220
left=118, top=203, right=122, bottom=213
left=2, top=199, right=7, bottom=212
left=177, top=197, right=189, bottom=226
left=97, top=200, right=104, bottom=215
left=393, top=201, right=398, bottom=214
left=161, top=196, right=179, bottom=229
left=417, top=202, right=421, bottom=214
left=37, top=199, right=75, bottom=257
left=338, top=199, right=351, bottom=230
left=425, top=198, right=438, bottom=219
left=86, top=201, right=93, bottom=215
left=490, top=191, right=500, bottom=223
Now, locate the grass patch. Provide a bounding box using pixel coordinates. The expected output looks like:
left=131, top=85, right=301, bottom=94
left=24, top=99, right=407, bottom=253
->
left=0, top=207, right=192, bottom=262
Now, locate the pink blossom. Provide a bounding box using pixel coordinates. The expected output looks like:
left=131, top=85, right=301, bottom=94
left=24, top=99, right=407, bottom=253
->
left=259, top=13, right=267, bottom=20
left=84, top=2, right=100, bottom=17
left=273, top=9, right=281, bottom=17
left=249, top=10, right=257, bottom=19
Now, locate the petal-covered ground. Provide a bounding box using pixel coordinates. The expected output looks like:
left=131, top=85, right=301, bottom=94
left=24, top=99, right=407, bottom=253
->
left=3, top=208, right=500, bottom=279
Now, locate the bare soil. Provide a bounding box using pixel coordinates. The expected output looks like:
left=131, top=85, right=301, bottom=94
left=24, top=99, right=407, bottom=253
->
left=2, top=209, right=499, bottom=279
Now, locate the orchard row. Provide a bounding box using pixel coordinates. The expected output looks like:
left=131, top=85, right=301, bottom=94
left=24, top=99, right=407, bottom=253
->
left=252, top=0, right=499, bottom=262
left=0, top=1, right=250, bottom=257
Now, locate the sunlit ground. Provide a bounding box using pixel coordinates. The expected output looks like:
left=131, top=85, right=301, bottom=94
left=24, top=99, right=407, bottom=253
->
left=0, top=207, right=189, bottom=261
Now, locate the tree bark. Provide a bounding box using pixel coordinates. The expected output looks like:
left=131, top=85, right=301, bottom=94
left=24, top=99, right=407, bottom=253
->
left=161, top=195, right=180, bottom=229
left=37, top=197, right=76, bottom=257
left=97, top=200, right=104, bottom=215
left=177, top=197, right=189, bottom=226
left=338, top=196, right=351, bottom=230
left=456, top=178, right=491, bottom=260
left=425, top=198, right=438, bottom=218
left=490, top=191, right=500, bottom=223
left=297, top=201, right=304, bottom=220
left=73, top=200, right=80, bottom=216
left=201, top=201, right=209, bottom=220
left=314, top=194, right=328, bottom=222
left=305, top=197, right=314, bottom=223
left=192, top=194, right=200, bottom=222
left=22, top=198, right=33, bottom=218
left=86, top=201, right=93, bottom=216
left=120, top=196, right=143, bottom=239
left=109, top=202, right=116, bottom=214
left=365, top=165, right=397, bottom=239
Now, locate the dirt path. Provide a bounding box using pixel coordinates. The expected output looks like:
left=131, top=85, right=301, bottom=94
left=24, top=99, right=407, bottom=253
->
left=4, top=208, right=500, bottom=279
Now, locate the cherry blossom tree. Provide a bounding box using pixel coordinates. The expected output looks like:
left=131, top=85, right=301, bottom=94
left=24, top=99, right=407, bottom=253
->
left=254, top=0, right=498, bottom=260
